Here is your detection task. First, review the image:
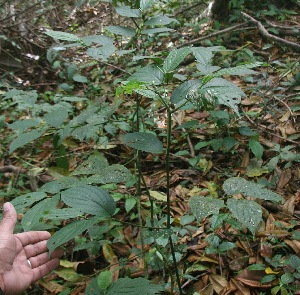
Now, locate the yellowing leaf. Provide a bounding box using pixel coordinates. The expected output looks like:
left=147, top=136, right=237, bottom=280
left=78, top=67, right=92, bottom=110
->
left=149, top=190, right=167, bottom=202
left=265, top=267, right=279, bottom=274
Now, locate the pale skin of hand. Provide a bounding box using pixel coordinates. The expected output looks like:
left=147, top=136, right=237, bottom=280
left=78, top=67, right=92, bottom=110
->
left=0, top=202, right=64, bottom=294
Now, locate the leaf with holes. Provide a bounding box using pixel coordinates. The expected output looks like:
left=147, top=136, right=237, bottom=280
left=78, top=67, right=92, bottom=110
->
left=199, top=78, right=245, bottom=115
left=145, top=15, right=178, bottom=26
left=115, top=6, right=141, bottom=17
left=170, top=79, right=202, bottom=104
left=163, top=47, right=192, bottom=73
left=106, top=26, right=135, bottom=37
left=11, top=192, right=47, bottom=213
left=189, top=196, right=225, bottom=221
left=87, top=164, right=132, bottom=184
left=47, top=217, right=99, bottom=255
left=22, top=195, right=60, bottom=231
left=61, top=185, right=116, bottom=217
left=44, top=107, right=68, bottom=127
left=223, top=177, right=283, bottom=203
left=122, top=132, right=163, bottom=154
left=72, top=153, right=109, bottom=175
left=227, top=198, right=262, bottom=235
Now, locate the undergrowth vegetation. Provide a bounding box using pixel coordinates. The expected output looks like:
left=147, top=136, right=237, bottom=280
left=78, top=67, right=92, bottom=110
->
left=1, top=0, right=300, bottom=294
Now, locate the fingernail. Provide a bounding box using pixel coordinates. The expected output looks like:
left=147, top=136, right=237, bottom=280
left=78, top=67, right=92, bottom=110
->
left=3, top=202, right=11, bottom=212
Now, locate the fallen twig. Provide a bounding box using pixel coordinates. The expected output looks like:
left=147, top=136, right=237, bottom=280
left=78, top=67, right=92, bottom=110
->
left=241, top=12, right=300, bottom=52
left=178, top=22, right=250, bottom=48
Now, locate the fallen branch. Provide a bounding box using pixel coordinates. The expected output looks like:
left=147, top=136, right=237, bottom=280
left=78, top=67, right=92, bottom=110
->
left=0, top=165, right=23, bottom=173
left=178, top=22, right=250, bottom=48
left=241, top=12, right=300, bottom=52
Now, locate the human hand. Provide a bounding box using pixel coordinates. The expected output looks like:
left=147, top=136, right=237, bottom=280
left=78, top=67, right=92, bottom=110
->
left=0, top=202, right=64, bottom=295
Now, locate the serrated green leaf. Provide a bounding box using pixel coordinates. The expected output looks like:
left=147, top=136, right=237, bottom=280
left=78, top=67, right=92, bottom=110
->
left=121, top=132, right=163, bottom=154
left=223, top=177, right=283, bottom=203
left=134, top=89, right=159, bottom=99
left=163, top=47, right=191, bottom=73
left=145, top=15, right=178, bottom=26
left=8, top=119, right=41, bottom=132
left=222, top=137, right=238, bottom=151
left=45, top=31, right=81, bottom=42
left=249, top=138, right=264, bottom=159
left=200, top=78, right=245, bottom=115
left=192, top=47, right=214, bottom=65
left=248, top=264, right=266, bottom=270
left=11, top=192, right=47, bottom=213
left=125, top=198, right=137, bottom=213
left=9, top=127, right=46, bottom=154
left=47, top=217, right=99, bottom=255
left=170, top=79, right=202, bottom=104
left=106, top=26, right=135, bottom=37
left=61, top=185, right=116, bottom=217
left=227, top=198, right=262, bottom=235
left=261, top=274, right=276, bottom=284
left=107, top=277, right=163, bottom=295
left=129, top=65, right=164, bottom=85
left=214, top=62, right=261, bottom=76
left=218, top=241, right=236, bottom=252
left=141, top=28, right=174, bottom=34
left=44, top=107, right=68, bottom=127
left=22, top=195, right=60, bottom=231
left=115, top=6, right=141, bottom=17
left=189, top=196, right=225, bottom=221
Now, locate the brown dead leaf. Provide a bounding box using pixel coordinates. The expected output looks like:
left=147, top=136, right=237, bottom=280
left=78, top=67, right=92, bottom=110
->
left=282, top=195, right=295, bottom=215
left=236, top=269, right=272, bottom=288
left=38, top=278, right=64, bottom=293
left=209, top=274, right=228, bottom=294
left=284, top=239, right=300, bottom=255
left=277, top=169, right=292, bottom=189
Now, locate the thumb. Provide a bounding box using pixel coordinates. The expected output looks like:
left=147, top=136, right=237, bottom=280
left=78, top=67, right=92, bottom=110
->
left=0, top=202, right=17, bottom=234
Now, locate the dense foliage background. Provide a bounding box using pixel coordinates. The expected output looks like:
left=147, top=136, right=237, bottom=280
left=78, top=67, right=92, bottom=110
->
left=1, top=0, right=300, bottom=294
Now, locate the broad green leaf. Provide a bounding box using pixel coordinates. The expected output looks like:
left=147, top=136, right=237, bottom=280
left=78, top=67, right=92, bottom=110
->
left=125, top=198, right=137, bottom=213
left=189, top=196, right=225, bottom=221
left=214, top=62, right=262, bottom=76
left=107, top=277, right=163, bottom=295
left=61, top=185, right=116, bottom=217
left=85, top=277, right=104, bottom=295
left=129, top=65, right=164, bottom=85
left=289, top=255, right=300, bottom=269
left=47, top=217, right=99, bottom=255
left=98, top=271, right=112, bottom=291
left=141, top=28, right=174, bottom=34
left=81, top=35, right=113, bottom=46
left=9, top=127, right=47, bottom=154
left=145, top=15, right=178, bottom=26
left=170, top=79, right=202, bottom=104
left=43, top=208, right=84, bottom=220
left=121, top=132, right=163, bottom=154
left=73, top=74, right=88, bottom=83
left=45, top=31, right=81, bottom=42
left=222, top=137, right=238, bottom=151
left=40, top=177, right=81, bottom=194
left=249, top=138, right=264, bottom=159
left=22, top=195, right=59, bottom=231
left=71, top=153, right=109, bottom=175
left=44, top=107, right=68, bottom=127
left=86, top=45, right=116, bottom=60
left=106, top=26, right=135, bottom=37
left=280, top=273, right=294, bottom=284
left=8, top=119, right=41, bottom=132
left=87, top=164, right=132, bottom=184
left=140, top=0, right=154, bottom=10
left=218, top=241, right=236, bottom=252
left=192, top=47, right=214, bottom=65
left=223, top=177, right=283, bottom=203
left=163, top=47, right=192, bottom=73
left=227, top=198, right=262, bottom=235
left=239, top=126, right=257, bottom=136
left=11, top=192, right=47, bottom=213
left=200, top=78, right=245, bottom=114
left=115, top=6, right=141, bottom=17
